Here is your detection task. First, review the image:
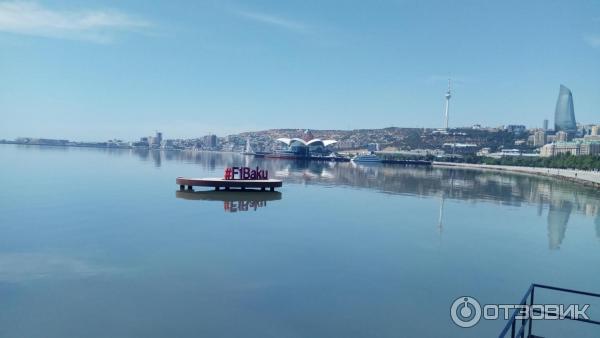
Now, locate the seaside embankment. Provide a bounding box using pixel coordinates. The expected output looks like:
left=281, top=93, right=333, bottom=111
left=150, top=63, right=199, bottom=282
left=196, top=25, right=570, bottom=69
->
left=433, top=162, right=600, bottom=189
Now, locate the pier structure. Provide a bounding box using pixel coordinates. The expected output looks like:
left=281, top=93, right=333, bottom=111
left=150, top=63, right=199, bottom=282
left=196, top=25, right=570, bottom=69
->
left=176, top=177, right=282, bottom=192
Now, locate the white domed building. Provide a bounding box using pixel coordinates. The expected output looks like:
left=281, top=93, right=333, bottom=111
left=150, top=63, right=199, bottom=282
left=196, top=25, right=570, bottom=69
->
left=275, top=130, right=337, bottom=158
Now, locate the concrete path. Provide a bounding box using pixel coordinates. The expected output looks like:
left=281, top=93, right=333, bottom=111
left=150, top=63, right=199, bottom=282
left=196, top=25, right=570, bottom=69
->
left=433, top=162, right=600, bottom=188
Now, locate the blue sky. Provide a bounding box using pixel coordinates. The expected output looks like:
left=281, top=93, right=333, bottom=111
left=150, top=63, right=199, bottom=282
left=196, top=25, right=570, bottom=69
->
left=0, top=0, right=599, bottom=140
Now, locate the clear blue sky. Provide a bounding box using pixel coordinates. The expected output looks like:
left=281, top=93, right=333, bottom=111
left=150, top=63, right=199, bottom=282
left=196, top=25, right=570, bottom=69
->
left=0, top=0, right=599, bottom=140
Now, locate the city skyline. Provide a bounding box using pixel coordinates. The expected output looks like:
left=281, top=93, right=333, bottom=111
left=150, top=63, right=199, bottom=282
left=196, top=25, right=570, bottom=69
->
left=0, top=0, right=599, bottom=140
left=2, top=2, right=600, bottom=335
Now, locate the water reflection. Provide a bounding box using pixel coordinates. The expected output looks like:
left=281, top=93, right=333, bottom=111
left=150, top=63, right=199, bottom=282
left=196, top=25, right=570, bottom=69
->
left=26, top=147, right=600, bottom=248
left=548, top=201, right=571, bottom=250
left=274, top=159, right=598, bottom=250
left=175, top=190, right=282, bottom=213
left=438, top=196, right=445, bottom=235
left=131, top=150, right=600, bottom=249
left=6, top=144, right=600, bottom=338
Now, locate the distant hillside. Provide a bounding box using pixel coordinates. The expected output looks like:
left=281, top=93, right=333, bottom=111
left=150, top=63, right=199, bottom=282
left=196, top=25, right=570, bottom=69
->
left=220, top=127, right=518, bottom=152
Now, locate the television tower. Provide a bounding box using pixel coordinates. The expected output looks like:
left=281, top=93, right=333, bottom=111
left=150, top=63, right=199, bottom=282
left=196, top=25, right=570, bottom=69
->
left=444, top=79, right=452, bottom=130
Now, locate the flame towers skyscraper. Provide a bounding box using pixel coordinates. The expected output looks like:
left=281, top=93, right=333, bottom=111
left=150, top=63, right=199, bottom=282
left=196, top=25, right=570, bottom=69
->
left=554, top=85, right=576, bottom=133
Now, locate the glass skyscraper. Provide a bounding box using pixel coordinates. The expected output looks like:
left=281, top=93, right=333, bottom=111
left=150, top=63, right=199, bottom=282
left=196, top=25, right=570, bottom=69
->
left=554, top=84, right=576, bottom=132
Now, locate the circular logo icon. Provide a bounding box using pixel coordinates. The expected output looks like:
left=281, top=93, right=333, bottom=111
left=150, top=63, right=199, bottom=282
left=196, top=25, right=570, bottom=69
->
left=450, top=296, right=482, bottom=328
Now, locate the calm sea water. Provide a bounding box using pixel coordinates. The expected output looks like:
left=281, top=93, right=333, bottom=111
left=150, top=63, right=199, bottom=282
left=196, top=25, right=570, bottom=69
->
left=1, top=144, right=599, bottom=337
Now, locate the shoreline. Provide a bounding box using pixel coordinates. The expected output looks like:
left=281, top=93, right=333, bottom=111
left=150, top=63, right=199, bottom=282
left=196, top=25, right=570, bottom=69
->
left=433, top=161, right=600, bottom=189
left=0, top=142, right=234, bottom=153
left=4, top=143, right=600, bottom=188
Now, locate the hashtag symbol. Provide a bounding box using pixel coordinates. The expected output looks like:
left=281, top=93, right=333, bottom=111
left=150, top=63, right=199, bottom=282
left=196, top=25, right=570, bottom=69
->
left=224, top=167, right=233, bottom=180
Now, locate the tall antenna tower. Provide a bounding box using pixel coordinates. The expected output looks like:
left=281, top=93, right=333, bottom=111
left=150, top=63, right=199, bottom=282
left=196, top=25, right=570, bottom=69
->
left=444, top=79, right=452, bottom=130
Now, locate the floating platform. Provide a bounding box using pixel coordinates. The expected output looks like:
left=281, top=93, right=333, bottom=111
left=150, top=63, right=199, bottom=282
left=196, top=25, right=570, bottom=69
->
left=176, top=177, right=283, bottom=191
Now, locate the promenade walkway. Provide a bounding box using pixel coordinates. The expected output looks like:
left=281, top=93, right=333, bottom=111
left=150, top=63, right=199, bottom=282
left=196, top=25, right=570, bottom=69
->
left=433, top=162, right=600, bottom=188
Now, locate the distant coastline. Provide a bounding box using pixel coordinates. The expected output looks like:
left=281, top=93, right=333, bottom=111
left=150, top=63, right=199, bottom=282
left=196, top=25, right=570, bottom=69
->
left=433, top=161, right=600, bottom=189
left=0, top=141, right=228, bottom=152
left=4, top=142, right=600, bottom=188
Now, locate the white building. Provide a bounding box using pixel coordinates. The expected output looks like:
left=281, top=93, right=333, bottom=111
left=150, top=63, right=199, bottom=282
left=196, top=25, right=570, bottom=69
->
left=555, top=131, right=569, bottom=142
left=540, top=140, right=600, bottom=157
left=533, top=130, right=547, bottom=147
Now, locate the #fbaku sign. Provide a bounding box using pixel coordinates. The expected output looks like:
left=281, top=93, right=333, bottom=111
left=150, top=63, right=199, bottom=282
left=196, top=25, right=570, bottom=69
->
left=224, top=167, right=269, bottom=180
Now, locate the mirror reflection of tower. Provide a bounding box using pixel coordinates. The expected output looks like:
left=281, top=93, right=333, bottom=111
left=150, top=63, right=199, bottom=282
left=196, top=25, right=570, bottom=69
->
left=438, top=195, right=445, bottom=234
left=547, top=200, right=572, bottom=250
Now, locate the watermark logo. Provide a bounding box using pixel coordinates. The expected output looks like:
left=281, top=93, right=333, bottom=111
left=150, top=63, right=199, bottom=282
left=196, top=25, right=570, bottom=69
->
left=450, top=296, right=591, bottom=328
left=451, top=297, right=482, bottom=328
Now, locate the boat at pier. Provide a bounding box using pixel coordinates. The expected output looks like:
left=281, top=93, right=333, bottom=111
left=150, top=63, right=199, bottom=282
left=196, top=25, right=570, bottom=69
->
left=242, top=138, right=270, bottom=157
left=381, top=159, right=432, bottom=165
left=265, top=151, right=303, bottom=160
left=242, top=138, right=255, bottom=156
left=351, top=153, right=382, bottom=163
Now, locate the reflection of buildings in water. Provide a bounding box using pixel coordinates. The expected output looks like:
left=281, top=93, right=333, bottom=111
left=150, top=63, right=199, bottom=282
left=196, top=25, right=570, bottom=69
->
left=547, top=201, right=572, bottom=250
left=132, top=148, right=150, bottom=161
left=541, top=185, right=600, bottom=248
left=151, top=150, right=162, bottom=167
left=343, top=164, right=599, bottom=249
left=131, top=148, right=162, bottom=167
left=175, top=190, right=282, bottom=213
left=132, top=149, right=240, bottom=170
left=438, top=196, right=445, bottom=235
left=274, top=160, right=599, bottom=215
left=130, top=150, right=600, bottom=245
left=273, top=160, right=336, bottom=183
left=437, top=171, right=455, bottom=236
